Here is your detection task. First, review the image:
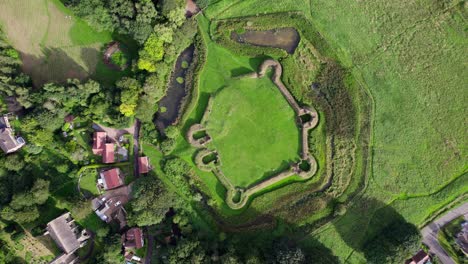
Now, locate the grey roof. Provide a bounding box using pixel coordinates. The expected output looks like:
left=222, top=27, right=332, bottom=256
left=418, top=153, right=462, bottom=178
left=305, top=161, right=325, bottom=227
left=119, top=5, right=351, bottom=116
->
left=49, top=252, right=79, bottom=264
left=0, top=116, right=7, bottom=129
left=46, top=213, right=88, bottom=254
left=0, top=128, right=24, bottom=153
left=92, top=185, right=130, bottom=225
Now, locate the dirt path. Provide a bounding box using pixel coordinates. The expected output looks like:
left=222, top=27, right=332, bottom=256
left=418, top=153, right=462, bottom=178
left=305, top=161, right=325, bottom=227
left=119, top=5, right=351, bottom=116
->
left=421, top=202, right=468, bottom=264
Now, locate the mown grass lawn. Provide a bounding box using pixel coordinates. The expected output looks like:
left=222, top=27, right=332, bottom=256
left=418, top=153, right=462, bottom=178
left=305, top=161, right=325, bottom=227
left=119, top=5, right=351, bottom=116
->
left=80, top=169, right=100, bottom=196
left=206, top=75, right=299, bottom=187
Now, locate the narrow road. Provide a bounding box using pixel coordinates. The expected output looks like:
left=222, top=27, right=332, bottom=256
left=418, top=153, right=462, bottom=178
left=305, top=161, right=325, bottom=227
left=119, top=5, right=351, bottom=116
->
left=144, top=227, right=154, bottom=264
left=421, top=202, right=468, bottom=264
left=133, top=119, right=141, bottom=178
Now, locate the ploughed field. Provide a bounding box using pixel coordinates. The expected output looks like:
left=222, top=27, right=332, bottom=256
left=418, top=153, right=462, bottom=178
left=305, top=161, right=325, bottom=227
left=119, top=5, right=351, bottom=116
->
left=206, top=74, right=300, bottom=187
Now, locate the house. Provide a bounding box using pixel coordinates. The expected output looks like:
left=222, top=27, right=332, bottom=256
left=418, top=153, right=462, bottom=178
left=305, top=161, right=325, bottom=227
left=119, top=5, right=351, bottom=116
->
left=98, top=168, right=124, bottom=190
left=0, top=115, right=25, bottom=154
left=405, top=250, right=431, bottom=264
left=92, top=131, right=106, bottom=155
left=456, top=221, right=468, bottom=255
left=123, top=227, right=144, bottom=249
left=103, top=143, right=115, bottom=163
left=92, top=186, right=130, bottom=228
left=92, top=131, right=115, bottom=163
left=138, top=156, right=151, bottom=174
left=45, top=212, right=90, bottom=264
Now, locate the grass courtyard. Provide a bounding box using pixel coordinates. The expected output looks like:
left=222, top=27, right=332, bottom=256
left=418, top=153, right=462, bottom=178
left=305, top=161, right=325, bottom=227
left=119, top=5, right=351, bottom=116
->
left=206, top=75, right=300, bottom=187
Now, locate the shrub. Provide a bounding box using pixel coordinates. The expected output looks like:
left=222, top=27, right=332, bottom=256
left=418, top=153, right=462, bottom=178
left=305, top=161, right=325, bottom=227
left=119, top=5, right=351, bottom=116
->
left=159, top=138, right=176, bottom=154
left=110, top=50, right=128, bottom=69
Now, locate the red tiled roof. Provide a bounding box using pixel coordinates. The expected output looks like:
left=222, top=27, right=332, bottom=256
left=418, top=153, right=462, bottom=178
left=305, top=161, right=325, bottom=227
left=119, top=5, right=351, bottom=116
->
left=101, top=168, right=123, bottom=190
left=138, top=157, right=150, bottom=174
left=124, top=228, right=144, bottom=249
left=92, top=132, right=106, bottom=155
left=411, top=250, right=430, bottom=264
left=103, top=143, right=115, bottom=163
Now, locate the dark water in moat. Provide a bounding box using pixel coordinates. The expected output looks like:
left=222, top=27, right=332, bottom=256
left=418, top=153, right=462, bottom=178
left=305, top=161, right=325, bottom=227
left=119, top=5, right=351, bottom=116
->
left=155, top=45, right=195, bottom=134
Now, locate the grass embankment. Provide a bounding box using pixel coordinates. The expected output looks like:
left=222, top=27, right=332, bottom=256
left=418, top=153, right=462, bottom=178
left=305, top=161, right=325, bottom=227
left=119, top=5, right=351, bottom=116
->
left=207, top=75, right=300, bottom=188
left=0, top=0, right=134, bottom=86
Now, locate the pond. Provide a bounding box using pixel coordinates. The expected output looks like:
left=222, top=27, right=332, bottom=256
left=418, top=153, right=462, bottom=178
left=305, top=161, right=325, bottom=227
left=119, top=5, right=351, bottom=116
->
left=154, top=45, right=195, bottom=134
left=231, top=27, right=300, bottom=54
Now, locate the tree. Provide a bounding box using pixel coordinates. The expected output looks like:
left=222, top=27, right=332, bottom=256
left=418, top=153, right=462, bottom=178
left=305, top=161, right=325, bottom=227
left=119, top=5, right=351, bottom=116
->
left=9, top=179, right=50, bottom=210
left=162, top=158, right=193, bottom=197
left=167, top=7, right=186, bottom=28
left=141, top=123, right=159, bottom=144
left=168, top=238, right=207, bottom=264
left=116, top=77, right=142, bottom=117
left=275, top=247, right=306, bottom=264
left=135, top=94, right=157, bottom=123
left=162, top=157, right=191, bottom=177
left=137, top=34, right=165, bottom=72
left=363, top=221, right=421, bottom=264
left=1, top=206, right=39, bottom=224
left=165, top=126, right=179, bottom=139
left=127, top=176, right=178, bottom=226
left=3, top=154, right=24, bottom=172
left=159, top=138, right=176, bottom=154
left=99, top=235, right=124, bottom=264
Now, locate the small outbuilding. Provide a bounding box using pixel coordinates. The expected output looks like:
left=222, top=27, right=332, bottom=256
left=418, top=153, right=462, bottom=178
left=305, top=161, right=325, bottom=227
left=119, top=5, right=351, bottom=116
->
left=138, top=156, right=151, bottom=174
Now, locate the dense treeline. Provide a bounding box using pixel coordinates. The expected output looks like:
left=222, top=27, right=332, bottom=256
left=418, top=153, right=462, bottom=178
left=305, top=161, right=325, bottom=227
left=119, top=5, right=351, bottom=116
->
left=62, top=0, right=157, bottom=44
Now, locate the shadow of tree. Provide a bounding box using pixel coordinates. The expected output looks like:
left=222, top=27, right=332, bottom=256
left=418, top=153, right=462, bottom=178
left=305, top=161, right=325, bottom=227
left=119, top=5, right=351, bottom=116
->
left=333, top=197, right=421, bottom=263
left=20, top=47, right=89, bottom=88
left=230, top=67, right=252, bottom=77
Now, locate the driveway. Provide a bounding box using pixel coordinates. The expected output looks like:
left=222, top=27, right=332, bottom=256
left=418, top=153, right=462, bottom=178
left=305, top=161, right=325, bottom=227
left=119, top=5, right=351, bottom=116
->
left=133, top=119, right=141, bottom=178
left=421, top=202, right=468, bottom=264
left=92, top=122, right=135, bottom=143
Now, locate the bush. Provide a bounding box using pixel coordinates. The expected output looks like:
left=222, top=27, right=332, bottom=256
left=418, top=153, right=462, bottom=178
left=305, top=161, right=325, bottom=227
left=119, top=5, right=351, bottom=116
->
left=110, top=50, right=128, bottom=69
left=165, top=126, right=179, bottom=139
left=159, top=138, right=176, bottom=154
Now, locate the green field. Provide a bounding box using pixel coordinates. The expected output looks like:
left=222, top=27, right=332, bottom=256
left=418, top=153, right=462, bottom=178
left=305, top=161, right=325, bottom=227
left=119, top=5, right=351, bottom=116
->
left=206, top=75, right=300, bottom=187
left=0, top=0, right=132, bottom=86
left=183, top=0, right=468, bottom=261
